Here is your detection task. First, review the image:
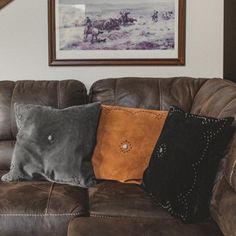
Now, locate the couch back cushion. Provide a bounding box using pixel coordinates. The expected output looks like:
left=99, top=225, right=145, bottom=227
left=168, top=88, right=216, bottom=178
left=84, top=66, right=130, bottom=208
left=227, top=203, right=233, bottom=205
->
left=89, top=77, right=207, bottom=112
left=0, top=80, right=87, bottom=170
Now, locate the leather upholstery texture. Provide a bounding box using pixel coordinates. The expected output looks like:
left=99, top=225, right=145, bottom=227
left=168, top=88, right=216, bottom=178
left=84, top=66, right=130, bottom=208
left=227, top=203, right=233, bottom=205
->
left=191, top=79, right=236, bottom=192
left=86, top=181, right=222, bottom=236
left=210, top=177, right=236, bottom=236
left=0, top=170, right=89, bottom=236
left=89, top=77, right=207, bottom=111
left=0, top=80, right=87, bottom=170
left=68, top=216, right=223, bottom=236
left=89, top=181, right=172, bottom=218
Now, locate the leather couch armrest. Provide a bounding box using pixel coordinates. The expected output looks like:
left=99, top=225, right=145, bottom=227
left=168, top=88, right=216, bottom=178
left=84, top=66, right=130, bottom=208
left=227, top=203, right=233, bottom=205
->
left=190, top=78, right=236, bottom=191
left=224, top=134, right=236, bottom=191
left=210, top=177, right=236, bottom=236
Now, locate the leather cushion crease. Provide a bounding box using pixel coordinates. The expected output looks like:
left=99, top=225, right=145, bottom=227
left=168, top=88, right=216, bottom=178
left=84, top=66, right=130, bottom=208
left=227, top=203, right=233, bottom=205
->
left=92, top=104, right=167, bottom=184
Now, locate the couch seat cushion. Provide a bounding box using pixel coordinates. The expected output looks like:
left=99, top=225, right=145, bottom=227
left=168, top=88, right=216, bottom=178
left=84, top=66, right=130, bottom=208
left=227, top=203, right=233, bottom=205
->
left=88, top=181, right=222, bottom=236
left=68, top=217, right=223, bottom=236
left=89, top=180, right=171, bottom=219
left=0, top=171, right=89, bottom=236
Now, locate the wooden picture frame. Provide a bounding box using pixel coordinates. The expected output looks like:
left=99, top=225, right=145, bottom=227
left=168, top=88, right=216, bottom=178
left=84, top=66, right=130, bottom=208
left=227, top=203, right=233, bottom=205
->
left=48, top=0, right=186, bottom=66
left=0, top=0, right=13, bottom=9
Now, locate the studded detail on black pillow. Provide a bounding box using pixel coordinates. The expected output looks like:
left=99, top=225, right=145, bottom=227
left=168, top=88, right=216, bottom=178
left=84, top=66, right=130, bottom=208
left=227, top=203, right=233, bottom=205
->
left=142, top=105, right=234, bottom=223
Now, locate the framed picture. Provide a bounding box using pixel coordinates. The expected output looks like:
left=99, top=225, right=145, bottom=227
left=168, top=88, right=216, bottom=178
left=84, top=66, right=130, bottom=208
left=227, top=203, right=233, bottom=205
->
left=0, top=0, right=13, bottom=9
left=48, top=0, right=186, bottom=66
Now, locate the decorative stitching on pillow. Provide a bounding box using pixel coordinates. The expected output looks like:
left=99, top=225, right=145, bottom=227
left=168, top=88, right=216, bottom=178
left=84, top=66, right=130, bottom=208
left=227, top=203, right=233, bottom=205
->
left=93, top=105, right=167, bottom=184
left=142, top=105, right=234, bottom=222
left=1, top=103, right=100, bottom=188
left=103, top=106, right=166, bottom=120
left=120, top=140, right=132, bottom=153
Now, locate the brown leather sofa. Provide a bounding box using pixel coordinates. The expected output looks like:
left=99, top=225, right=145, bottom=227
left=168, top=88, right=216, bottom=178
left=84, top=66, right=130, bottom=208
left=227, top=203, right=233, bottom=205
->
left=0, top=77, right=235, bottom=236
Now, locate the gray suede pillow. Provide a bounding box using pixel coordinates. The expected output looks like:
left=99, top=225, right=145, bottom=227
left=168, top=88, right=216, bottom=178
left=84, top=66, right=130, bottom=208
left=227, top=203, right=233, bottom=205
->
left=1, top=102, right=101, bottom=188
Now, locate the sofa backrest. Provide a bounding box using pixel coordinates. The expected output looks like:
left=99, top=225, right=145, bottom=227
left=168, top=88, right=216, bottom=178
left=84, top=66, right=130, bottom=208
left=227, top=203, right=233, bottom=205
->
left=0, top=80, right=87, bottom=170
left=89, top=77, right=207, bottom=112
left=1, top=77, right=235, bottom=191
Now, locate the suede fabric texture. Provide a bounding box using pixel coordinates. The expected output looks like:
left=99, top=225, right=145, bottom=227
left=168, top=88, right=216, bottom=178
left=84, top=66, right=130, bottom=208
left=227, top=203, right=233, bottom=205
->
left=143, top=106, right=234, bottom=223
left=1, top=103, right=101, bottom=188
left=92, top=105, right=167, bottom=184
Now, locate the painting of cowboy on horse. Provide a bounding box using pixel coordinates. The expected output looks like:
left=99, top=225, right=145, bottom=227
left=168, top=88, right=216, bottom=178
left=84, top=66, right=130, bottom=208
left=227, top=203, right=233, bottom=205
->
left=58, top=0, right=175, bottom=51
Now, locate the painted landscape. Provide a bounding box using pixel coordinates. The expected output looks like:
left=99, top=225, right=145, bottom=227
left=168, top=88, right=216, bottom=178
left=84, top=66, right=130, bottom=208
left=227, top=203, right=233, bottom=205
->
left=58, top=0, right=176, bottom=50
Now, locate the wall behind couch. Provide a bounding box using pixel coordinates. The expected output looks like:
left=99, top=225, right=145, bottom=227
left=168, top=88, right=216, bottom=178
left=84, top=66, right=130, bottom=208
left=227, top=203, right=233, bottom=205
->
left=0, top=0, right=223, bottom=88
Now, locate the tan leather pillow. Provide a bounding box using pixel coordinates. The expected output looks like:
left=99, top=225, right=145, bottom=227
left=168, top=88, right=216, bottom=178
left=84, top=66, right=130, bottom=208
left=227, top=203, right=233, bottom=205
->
left=92, top=105, right=168, bottom=184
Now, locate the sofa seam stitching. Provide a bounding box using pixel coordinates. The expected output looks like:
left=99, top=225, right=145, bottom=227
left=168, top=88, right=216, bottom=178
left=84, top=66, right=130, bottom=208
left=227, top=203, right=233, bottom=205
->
left=0, top=213, right=81, bottom=217
left=90, top=214, right=176, bottom=222
left=45, top=182, right=55, bottom=214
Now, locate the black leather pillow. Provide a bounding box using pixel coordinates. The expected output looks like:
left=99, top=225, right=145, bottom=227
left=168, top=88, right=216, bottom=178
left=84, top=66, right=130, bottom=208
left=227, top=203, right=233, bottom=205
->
left=142, top=106, right=234, bottom=223
left=1, top=103, right=101, bottom=188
